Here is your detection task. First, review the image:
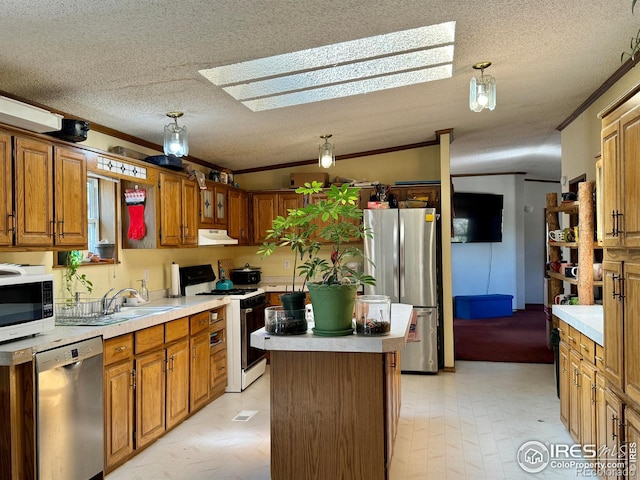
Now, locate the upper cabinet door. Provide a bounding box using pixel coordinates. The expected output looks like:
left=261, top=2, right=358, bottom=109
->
left=0, top=132, right=12, bottom=246
left=181, top=178, right=198, bottom=246
left=14, top=136, right=54, bottom=246
left=159, top=173, right=183, bottom=246
left=54, top=146, right=87, bottom=247
left=620, top=106, right=640, bottom=247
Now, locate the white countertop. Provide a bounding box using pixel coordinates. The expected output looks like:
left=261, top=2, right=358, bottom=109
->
left=552, top=304, right=604, bottom=346
left=0, top=296, right=230, bottom=366
left=251, top=303, right=413, bottom=353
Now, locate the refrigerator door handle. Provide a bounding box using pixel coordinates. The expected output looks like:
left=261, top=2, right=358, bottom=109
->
left=399, top=215, right=405, bottom=298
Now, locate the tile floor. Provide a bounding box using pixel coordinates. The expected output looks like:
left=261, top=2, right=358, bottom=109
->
left=106, top=361, right=584, bottom=480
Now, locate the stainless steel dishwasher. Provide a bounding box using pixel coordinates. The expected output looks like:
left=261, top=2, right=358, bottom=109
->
left=35, top=336, right=104, bottom=480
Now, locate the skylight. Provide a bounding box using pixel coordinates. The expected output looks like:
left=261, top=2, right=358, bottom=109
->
left=199, top=21, right=456, bottom=111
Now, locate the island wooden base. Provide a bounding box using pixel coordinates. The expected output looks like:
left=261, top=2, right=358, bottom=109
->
left=269, top=350, right=400, bottom=480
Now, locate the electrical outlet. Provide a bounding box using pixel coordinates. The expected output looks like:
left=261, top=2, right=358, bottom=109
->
left=144, top=269, right=149, bottom=282
left=284, top=260, right=291, bottom=269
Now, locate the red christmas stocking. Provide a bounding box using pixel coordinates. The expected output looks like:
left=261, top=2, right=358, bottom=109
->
left=127, top=204, right=146, bottom=240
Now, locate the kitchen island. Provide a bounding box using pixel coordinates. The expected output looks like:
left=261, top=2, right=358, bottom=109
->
left=251, top=303, right=413, bottom=480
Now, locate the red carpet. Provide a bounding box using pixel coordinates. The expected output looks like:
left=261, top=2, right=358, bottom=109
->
left=454, top=304, right=554, bottom=363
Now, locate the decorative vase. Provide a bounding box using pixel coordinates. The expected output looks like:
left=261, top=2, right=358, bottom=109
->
left=307, top=283, right=358, bottom=336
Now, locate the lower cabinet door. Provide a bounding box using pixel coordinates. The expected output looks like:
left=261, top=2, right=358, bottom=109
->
left=559, top=341, right=570, bottom=428
left=135, top=350, right=166, bottom=448
left=190, top=332, right=210, bottom=411
left=105, top=360, right=134, bottom=469
left=166, top=340, right=190, bottom=430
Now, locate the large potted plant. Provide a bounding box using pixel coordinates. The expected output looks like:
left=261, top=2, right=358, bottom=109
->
left=258, top=181, right=375, bottom=336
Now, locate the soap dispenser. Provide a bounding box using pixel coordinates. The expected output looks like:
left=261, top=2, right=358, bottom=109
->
left=138, top=279, right=149, bottom=302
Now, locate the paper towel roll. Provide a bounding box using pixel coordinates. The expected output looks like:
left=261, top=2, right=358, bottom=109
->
left=170, top=263, right=180, bottom=297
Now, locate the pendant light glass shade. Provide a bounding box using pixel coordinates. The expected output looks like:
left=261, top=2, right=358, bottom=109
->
left=163, top=112, right=189, bottom=157
left=469, top=62, right=496, bottom=112
left=318, top=134, right=335, bottom=168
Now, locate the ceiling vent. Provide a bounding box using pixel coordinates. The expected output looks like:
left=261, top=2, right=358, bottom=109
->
left=0, top=96, right=63, bottom=133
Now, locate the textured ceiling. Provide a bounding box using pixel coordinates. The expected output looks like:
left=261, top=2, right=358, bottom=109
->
left=0, top=0, right=636, bottom=181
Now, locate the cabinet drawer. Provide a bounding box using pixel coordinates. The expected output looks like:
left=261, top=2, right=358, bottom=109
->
left=135, top=324, right=165, bottom=354
left=165, top=317, right=189, bottom=343
left=557, top=321, right=568, bottom=342
left=595, top=344, right=605, bottom=371
left=578, top=333, right=596, bottom=363
left=104, top=334, right=133, bottom=365
left=190, top=311, right=210, bottom=335
left=566, top=326, right=580, bottom=351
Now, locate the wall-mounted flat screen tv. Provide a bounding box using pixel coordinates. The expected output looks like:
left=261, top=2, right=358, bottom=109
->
left=452, top=192, right=503, bottom=243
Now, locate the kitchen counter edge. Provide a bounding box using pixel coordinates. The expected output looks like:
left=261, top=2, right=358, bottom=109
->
left=0, top=296, right=234, bottom=366
left=552, top=304, right=604, bottom=346
left=251, top=302, right=413, bottom=353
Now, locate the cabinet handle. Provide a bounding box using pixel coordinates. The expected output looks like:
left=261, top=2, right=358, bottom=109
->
left=610, top=274, right=619, bottom=298
left=192, top=346, right=197, bottom=359
left=591, top=384, right=596, bottom=405
left=617, top=277, right=625, bottom=301
left=580, top=343, right=589, bottom=352
left=114, top=345, right=128, bottom=352
left=131, top=369, right=136, bottom=389
left=170, top=356, right=175, bottom=372
left=199, top=319, right=207, bottom=325
left=7, top=213, right=15, bottom=234
left=611, top=414, right=618, bottom=440
left=50, top=219, right=56, bottom=239
left=567, top=335, right=575, bottom=342
left=58, top=219, right=65, bottom=238
left=595, top=355, right=604, bottom=364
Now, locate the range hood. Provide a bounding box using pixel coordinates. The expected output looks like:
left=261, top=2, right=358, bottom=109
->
left=197, top=229, right=238, bottom=246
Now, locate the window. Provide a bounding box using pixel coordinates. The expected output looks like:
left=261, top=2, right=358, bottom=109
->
left=87, top=177, right=99, bottom=252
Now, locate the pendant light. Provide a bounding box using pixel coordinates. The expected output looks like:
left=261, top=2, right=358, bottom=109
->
left=164, top=111, right=189, bottom=157
left=469, top=62, right=496, bottom=112
left=318, top=134, right=335, bottom=168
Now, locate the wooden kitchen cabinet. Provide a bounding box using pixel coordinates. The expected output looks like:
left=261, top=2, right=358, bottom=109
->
left=209, top=314, right=227, bottom=400
left=569, top=348, right=582, bottom=442
left=251, top=191, right=302, bottom=244
left=228, top=188, right=249, bottom=244
left=135, top=349, right=166, bottom=448
left=601, top=102, right=640, bottom=248
left=559, top=340, right=570, bottom=428
left=602, top=389, right=624, bottom=480
left=13, top=137, right=88, bottom=248
left=159, top=172, right=198, bottom=246
left=603, top=260, right=624, bottom=391
left=199, top=181, right=227, bottom=229
left=189, top=311, right=211, bottom=412
left=0, top=132, right=12, bottom=245
left=14, top=136, right=53, bottom=246
left=579, top=360, right=597, bottom=448
left=269, top=350, right=401, bottom=480
left=165, top=339, right=190, bottom=430
left=104, top=334, right=135, bottom=470
left=53, top=145, right=88, bottom=246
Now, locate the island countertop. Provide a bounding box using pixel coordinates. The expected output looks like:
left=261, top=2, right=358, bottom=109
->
left=552, top=304, right=603, bottom=346
left=251, top=302, right=413, bottom=353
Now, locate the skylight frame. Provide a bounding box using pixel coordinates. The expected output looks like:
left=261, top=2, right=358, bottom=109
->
left=199, top=21, right=456, bottom=110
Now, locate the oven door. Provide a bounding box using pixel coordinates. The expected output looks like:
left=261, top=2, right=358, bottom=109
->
left=240, top=301, right=266, bottom=369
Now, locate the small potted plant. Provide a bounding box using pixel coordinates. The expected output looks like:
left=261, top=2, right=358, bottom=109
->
left=64, top=250, right=94, bottom=301
left=258, top=181, right=375, bottom=336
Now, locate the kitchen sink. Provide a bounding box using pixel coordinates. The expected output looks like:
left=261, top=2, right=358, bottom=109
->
left=55, top=306, right=176, bottom=326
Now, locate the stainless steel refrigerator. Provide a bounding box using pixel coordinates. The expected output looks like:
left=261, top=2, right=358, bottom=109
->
left=364, top=208, right=439, bottom=373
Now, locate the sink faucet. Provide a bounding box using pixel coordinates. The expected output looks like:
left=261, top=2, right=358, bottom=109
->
left=102, top=288, right=139, bottom=315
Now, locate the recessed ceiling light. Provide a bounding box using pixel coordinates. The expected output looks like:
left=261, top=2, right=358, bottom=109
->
left=199, top=21, right=456, bottom=111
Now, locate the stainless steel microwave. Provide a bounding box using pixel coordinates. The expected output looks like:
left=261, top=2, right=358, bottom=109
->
left=0, top=273, right=55, bottom=342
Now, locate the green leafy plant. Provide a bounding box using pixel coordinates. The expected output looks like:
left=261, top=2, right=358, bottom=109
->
left=64, top=250, right=93, bottom=299
left=622, top=0, right=640, bottom=61
left=257, top=181, right=375, bottom=288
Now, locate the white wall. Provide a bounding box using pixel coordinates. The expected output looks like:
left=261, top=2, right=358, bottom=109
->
left=451, top=175, right=522, bottom=309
